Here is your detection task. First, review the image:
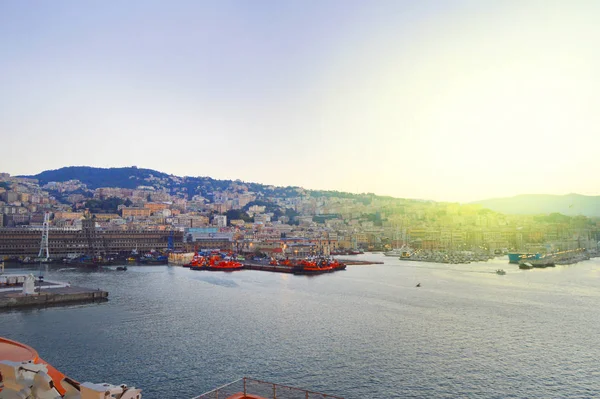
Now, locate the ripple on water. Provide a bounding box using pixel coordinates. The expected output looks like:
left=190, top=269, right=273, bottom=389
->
left=2, top=257, right=600, bottom=398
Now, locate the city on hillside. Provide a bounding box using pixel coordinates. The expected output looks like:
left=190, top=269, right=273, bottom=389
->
left=0, top=170, right=599, bottom=264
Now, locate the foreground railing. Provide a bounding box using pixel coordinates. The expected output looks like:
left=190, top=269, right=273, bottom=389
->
left=191, top=377, right=344, bottom=399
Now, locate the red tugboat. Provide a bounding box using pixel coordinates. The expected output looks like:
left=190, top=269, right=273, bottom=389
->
left=292, top=257, right=340, bottom=275
left=328, top=258, right=347, bottom=271
left=185, top=251, right=207, bottom=269
left=205, top=255, right=244, bottom=271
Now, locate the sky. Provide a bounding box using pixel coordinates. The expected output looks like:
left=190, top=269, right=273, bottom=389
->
left=1, top=1, right=599, bottom=203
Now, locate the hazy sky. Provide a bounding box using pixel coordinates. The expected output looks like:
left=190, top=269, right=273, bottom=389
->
left=1, top=1, right=599, bottom=202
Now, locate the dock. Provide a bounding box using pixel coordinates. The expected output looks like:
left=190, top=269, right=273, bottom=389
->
left=243, top=262, right=294, bottom=273
left=0, top=275, right=108, bottom=309
left=336, top=259, right=383, bottom=265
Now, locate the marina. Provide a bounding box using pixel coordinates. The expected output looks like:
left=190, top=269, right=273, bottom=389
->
left=397, top=249, right=496, bottom=264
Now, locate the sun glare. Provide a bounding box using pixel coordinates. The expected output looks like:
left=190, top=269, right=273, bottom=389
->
left=316, top=2, right=600, bottom=201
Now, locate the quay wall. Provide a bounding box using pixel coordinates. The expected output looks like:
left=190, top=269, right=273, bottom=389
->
left=0, top=289, right=108, bottom=309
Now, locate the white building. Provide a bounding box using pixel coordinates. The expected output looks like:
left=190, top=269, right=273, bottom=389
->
left=213, top=215, right=227, bottom=227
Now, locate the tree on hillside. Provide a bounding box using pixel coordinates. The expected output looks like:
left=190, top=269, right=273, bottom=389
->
left=225, top=209, right=253, bottom=223
left=83, top=197, right=125, bottom=213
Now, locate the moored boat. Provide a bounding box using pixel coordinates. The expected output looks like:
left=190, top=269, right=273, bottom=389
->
left=519, top=262, right=534, bottom=270
left=138, top=253, right=168, bottom=265
left=292, top=257, right=341, bottom=275
left=189, top=254, right=244, bottom=271
left=206, top=255, right=244, bottom=271
left=184, top=251, right=206, bottom=268
left=383, top=248, right=403, bottom=256
left=508, top=253, right=541, bottom=264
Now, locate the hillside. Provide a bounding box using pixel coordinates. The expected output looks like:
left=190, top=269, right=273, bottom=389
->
left=472, top=194, right=600, bottom=217
left=20, top=166, right=357, bottom=201
left=24, top=168, right=600, bottom=218
left=29, top=166, right=171, bottom=190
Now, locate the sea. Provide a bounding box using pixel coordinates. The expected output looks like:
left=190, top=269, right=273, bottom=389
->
left=2, top=254, right=600, bottom=399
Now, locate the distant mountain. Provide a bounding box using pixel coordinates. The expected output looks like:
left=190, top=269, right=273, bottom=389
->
left=472, top=194, right=600, bottom=217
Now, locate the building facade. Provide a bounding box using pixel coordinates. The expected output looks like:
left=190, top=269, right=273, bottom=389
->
left=0, top=228, right=183, bottom=258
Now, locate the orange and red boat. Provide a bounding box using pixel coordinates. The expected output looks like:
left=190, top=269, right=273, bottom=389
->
left=0, top=337, right=69, bottom=395
left=206, top=255, right=244, bottom=271
left=0, top=338, right=343, bottom=399
left=188, top=255, right=244, bottom=271
left=292, top=257, right=346, bottom=275
left=184, top=251, right=206, bottom=268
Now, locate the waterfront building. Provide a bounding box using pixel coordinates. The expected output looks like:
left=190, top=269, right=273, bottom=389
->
left=0, top=227, right=183, bottom=257
left=184, top=228, right=233, bottom=251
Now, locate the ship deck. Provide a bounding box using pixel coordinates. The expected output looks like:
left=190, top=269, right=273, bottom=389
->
left=192, top=377, right=343, bottom=399
left=0, top=337, right=39, bottom=362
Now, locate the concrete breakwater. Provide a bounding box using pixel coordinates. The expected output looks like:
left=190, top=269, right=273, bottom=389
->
left=402, top=250, right=495, bottom=264
left=0, top=278, right=108, bottom=309
left=335, top=259, right=383, bottom=265
left=525, top=249, right=599, bottom=267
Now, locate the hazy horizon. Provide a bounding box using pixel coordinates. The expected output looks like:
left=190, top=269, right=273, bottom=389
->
left=2, top=1, right=600, bottom=202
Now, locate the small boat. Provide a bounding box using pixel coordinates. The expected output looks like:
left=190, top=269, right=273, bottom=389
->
left=519, top=262, right=534, bottom=270
left=138, top=254, right=168, bottom=265
left=509, top=253, right=541, bottom=264
left=116, top=266, right=127, bottom=271
left=383, top=248, right=403, bottom=257
left=496, top=269, right=506, bottom=275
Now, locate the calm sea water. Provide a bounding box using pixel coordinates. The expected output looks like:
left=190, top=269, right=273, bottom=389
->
left=2, top=254, right=600, bottom=398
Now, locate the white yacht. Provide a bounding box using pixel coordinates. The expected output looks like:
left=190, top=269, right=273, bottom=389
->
left=383, top=248, right=404, bottom=256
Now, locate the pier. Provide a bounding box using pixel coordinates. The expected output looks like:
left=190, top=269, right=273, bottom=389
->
left=243, top=262, right=295, bottom=273
left=336, top=259, right=383, bottom=265
left=0, top=275, right=108, bottom=309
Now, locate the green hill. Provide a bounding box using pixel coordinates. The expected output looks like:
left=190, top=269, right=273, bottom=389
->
left=26, top=166, right=170, bottom=190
